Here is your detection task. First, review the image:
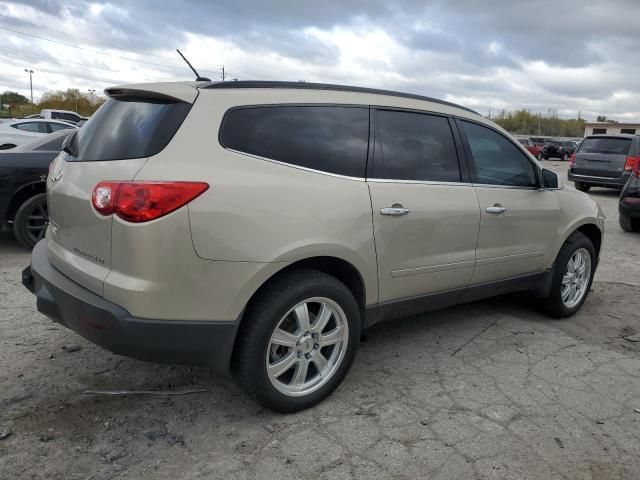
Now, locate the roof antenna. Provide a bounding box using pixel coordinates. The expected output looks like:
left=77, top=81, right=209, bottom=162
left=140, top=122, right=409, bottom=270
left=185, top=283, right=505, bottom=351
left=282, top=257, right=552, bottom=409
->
left=176, top=49, right=211, bottom=81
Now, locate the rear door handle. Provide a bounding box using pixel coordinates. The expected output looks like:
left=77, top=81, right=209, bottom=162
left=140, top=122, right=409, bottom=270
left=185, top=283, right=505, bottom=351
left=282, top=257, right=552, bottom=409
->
left=380, top=205, right=410, bottom=216
left=486, top=205, right=506, bottom=215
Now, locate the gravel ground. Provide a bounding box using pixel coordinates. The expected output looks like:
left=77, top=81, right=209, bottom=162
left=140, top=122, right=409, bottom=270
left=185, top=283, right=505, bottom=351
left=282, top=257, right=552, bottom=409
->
left=1, top=160, right=639, bottom=480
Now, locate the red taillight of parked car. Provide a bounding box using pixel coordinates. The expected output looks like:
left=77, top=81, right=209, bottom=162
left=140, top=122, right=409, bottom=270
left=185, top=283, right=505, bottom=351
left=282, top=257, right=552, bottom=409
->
left=624, top=156, right=640, bottom=176
left=92, top=181, right=209, bottom=222
left=569, top=153, right=576, bottom=166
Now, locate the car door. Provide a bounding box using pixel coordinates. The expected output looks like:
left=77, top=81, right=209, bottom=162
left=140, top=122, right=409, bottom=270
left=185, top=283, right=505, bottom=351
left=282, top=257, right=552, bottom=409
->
left=457, top=119, right=562, bottom=285
left=368, top=108, right=481, bottom=311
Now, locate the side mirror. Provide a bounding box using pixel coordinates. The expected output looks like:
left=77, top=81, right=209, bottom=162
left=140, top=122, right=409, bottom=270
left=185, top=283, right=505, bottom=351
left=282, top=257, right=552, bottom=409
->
left=541, top=168, right=561, bottom=189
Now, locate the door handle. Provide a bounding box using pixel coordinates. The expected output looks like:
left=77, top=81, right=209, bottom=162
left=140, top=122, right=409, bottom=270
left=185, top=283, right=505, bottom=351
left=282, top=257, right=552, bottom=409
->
left=486, top=205, right=506, bottom=215
left=380, top=205, right=410, bottom=216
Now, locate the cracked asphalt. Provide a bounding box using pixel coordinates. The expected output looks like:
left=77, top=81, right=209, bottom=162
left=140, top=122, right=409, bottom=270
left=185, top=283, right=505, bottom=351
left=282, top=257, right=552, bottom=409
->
left=1, top=160, right=640, bottom=479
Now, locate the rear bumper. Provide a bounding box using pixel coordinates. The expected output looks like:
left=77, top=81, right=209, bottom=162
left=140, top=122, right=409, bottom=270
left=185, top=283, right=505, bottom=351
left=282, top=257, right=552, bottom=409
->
left=568, top=170, right=630, bottom=188
left=23, top=240, right=240, bottom=372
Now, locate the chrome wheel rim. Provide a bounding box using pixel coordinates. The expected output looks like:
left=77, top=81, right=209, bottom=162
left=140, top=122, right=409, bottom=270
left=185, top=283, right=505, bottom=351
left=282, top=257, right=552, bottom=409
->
left=266, top=297, right=349, bottom=397
left=561, top=248, right=591, bottom=308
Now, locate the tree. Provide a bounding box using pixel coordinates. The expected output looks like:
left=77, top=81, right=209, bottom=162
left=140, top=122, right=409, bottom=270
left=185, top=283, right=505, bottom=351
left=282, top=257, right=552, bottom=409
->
left=37, top=88, right=105, bottom=116
left=492, top=109, right=586, bottom=137
left=596, top=115, right=607, bottom=122
left=0, top=91, right=29, bottom=106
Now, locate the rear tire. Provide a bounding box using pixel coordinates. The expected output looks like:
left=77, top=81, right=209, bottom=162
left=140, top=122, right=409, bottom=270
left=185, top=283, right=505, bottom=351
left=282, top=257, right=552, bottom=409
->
left=535, top=232, right=596, bottom=318
left=13, top=193, right=48, bottom=249
left=233, top=269, right=361, bottom=412
left=574, top=182, right=591, bottom=192
left=620, top=213, right=640, bottom=232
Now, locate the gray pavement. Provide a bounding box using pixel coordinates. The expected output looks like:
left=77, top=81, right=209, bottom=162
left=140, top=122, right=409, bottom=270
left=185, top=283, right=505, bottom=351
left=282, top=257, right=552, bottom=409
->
left=1, top=160, right=639, bottom=479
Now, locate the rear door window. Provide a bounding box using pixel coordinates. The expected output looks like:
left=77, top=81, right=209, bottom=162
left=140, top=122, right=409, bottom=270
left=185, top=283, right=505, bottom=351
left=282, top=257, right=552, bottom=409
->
left=461, top=121, right=538, bottom=188
left=372, top=110, right=461, bottom=182
left=67, top=97, right=191, bottom=161
left=578, top=137, right=631, bottom=155
left=220, top=105, right=369, bottom=177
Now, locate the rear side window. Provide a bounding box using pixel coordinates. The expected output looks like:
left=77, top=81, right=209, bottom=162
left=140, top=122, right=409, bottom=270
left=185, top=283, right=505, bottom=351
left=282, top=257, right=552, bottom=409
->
left=372, top=110, right=460, bottom=182
left=12, top=122, right=44, bottom=133
left=67, top=97, right=191, bottom=161
left=220, top=106, right=369, bottom=177
left=48, top=123, right=73, bottom=132
left=578, top=137, right=631, bottom=155
left=461, top=121, right=538, bottom=188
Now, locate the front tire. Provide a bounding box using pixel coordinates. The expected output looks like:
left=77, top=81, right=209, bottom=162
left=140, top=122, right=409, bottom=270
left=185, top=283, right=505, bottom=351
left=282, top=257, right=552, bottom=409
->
left=536, top=232, right=596, bottom=318
left=233, top=269, right=361, bottom=412
left=574, top=182, right=591, bottom=192
left=13, top=193, right=48, bottom=249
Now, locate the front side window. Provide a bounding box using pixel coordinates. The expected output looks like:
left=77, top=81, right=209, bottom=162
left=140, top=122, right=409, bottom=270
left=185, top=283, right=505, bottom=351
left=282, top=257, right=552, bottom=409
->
left=461, top=121, right=538, bottom=188
left=220, top=105, right=369, bottom=177
left=48, top=123, right=73, bottom=132
left=372, top=110, right=460, bottom=182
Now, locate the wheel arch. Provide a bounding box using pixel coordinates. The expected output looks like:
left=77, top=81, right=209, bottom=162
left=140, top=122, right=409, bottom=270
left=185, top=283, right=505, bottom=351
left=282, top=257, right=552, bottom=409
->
left=5, top=181, right=46, bottom=223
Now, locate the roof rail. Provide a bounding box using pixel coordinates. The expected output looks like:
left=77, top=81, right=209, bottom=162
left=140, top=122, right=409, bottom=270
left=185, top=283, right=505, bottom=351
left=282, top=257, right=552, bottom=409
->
left=201, top=80, right=479, bottom=115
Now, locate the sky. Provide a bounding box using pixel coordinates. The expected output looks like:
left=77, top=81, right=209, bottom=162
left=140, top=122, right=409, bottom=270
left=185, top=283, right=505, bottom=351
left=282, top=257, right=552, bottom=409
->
left=0, top=0, right=639, bottom=121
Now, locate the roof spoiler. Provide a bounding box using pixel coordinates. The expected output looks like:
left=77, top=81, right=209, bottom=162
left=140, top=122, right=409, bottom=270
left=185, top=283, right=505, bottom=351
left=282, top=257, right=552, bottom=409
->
left=105, top=83, right=199, bottom=104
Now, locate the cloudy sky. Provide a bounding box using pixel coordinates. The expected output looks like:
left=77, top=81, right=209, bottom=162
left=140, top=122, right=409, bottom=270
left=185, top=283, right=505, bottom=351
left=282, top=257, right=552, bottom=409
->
left=1, top=0, right=639, bottom=120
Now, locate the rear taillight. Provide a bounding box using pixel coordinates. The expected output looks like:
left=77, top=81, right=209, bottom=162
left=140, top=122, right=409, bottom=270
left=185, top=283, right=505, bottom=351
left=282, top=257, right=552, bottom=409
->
left=624, top=155, right=640, bottom=175
left=569, top=153, right=576, bottom=166
left=91, top=181, right=209, bottom=223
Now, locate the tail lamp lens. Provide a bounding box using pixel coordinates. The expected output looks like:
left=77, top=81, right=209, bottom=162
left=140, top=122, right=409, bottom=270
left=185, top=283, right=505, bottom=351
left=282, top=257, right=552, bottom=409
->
left=91, top=181, right=209, bottom=222
left=624, top=155, right=639, bottom=175
left=569, top=153, right=576, bottom=166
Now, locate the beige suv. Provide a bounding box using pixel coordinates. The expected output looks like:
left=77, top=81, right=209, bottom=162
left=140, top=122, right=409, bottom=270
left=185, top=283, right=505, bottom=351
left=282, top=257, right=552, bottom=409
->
left=23, top=81, right=605, bottom=412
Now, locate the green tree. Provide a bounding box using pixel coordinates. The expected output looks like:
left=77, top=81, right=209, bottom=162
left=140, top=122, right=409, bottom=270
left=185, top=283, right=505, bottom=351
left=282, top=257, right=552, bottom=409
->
left=37, top=88, right=105, bottom=116
left=0, top=91, right=30, bottom=105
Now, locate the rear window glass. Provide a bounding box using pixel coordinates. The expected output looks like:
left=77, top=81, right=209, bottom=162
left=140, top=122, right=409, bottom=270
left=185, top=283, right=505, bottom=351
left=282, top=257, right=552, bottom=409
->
left=220, top=105, right=369, bottom=177
left=67, top=97, right=191, bottom=161
left=579, top=137, right=631, bottom=155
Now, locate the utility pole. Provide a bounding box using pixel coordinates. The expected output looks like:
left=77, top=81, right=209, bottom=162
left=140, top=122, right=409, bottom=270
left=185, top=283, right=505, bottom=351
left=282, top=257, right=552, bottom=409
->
left=24, top=68, right=34, bottom=104
left=220, top=65, right=225, bottom=82
left=87, top=89, right=95, bottom=107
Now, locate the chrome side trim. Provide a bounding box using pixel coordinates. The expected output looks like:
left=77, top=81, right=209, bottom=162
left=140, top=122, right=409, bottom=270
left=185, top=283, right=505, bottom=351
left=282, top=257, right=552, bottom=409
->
left=391, top=260, right=475, bottom=278
left=476, top=251, right=545, bottom=266
left=367, top=178, right=473, bottom=187
left=472, top=183, right=539, bottom=190
left=568, top=172, right=626, bottom=181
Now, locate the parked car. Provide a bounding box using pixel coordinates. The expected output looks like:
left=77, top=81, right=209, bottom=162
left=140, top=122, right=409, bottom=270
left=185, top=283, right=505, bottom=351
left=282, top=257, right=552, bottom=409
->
left=517, top=138, right=544, bottom=159
left=542, top=140, right=578, bottom=161
left=568, top=134, right=637, bottom=192
left=22, top=81, right=605, bottom=412
left=39, top=109, right=88, bottom=125
left=0, top=119, right=76, bottom=149
left=0, top=130, right=72, bottom=248
left=618, top=148, right=640, bottom=232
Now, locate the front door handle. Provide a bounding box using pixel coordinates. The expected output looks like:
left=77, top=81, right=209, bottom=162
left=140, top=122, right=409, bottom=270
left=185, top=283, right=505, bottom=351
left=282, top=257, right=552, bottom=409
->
left=486, top=205, right=506, bottom=215
left=380, top=204, right=410, bottom=216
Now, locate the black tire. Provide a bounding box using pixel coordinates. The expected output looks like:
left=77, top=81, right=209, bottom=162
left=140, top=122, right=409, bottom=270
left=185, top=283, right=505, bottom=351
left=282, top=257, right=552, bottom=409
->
left=13, top=193, right=48, bottom=249
left=619, top=213, right=639, bottom=232
left=536, top=232, right=596, bottom=318
left=233, top=269, right=361, bottom=412
left=574, top=182, right=591, bottom=192
left=0, top=143, right=17, bottom=150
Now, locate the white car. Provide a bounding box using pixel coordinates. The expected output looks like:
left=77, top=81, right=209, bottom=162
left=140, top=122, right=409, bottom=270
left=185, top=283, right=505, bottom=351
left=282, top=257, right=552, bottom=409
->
left=0, top=119, right=77, bottom=149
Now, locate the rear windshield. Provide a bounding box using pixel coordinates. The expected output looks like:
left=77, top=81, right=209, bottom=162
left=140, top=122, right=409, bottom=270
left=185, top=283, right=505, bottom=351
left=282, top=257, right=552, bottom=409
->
left=578, top=137, right=631, bottom=155
left=67, top=97, right=190, bottom=161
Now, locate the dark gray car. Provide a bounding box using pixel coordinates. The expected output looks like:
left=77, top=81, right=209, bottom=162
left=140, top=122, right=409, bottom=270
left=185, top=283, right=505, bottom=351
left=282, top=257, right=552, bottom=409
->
left=568, top=134, right=638, bottom=191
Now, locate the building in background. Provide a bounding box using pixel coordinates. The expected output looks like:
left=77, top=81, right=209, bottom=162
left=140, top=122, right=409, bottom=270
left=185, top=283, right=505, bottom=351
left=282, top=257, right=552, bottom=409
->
left=584, top=122, right=640, bottom=136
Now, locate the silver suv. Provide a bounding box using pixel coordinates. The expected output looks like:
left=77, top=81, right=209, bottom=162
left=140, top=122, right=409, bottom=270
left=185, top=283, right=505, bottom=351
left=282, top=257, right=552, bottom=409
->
left=23, top=81, right=605, bottom=412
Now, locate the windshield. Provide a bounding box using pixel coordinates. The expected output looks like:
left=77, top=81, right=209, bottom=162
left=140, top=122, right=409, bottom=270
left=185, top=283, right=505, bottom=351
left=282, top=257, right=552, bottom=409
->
left=579, top=137, right=631, bottom=155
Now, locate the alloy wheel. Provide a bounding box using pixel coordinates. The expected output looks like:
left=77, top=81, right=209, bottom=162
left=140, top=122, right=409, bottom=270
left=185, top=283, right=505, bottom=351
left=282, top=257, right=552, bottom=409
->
left=266, top=297, right=349, bottom=397
left=561, top=248, right=591, bottom=308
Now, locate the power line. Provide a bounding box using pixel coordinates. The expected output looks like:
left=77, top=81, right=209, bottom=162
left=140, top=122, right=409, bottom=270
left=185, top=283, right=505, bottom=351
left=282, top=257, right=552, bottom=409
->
left=0, top=24, right=216, bottom=75
left=0, top=13, right=186, bottom=66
